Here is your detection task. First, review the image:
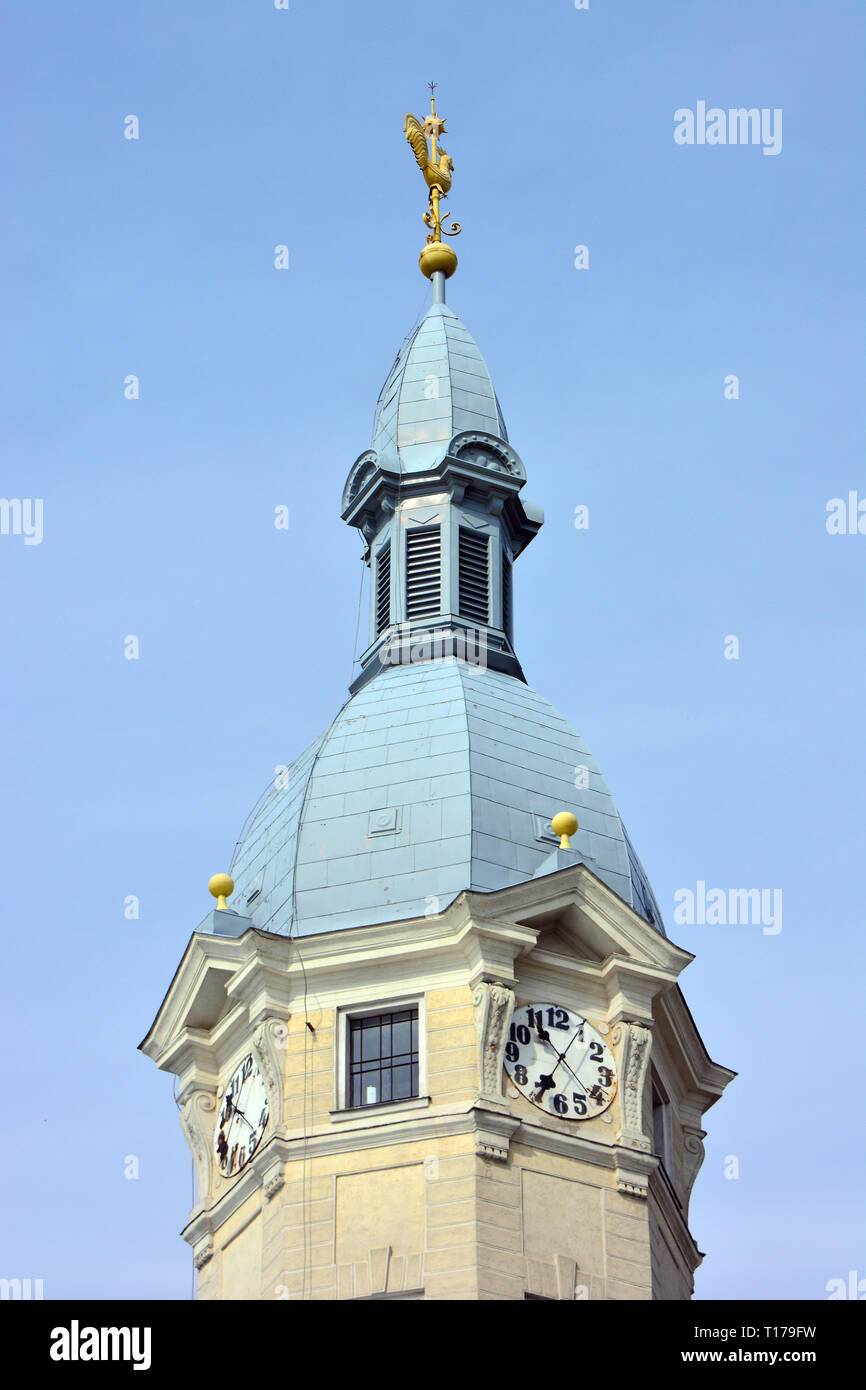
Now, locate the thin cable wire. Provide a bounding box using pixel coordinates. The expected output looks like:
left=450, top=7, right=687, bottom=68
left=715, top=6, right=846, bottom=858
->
left=172, top=1076, right=196, bottom=1301
left=351, top=535, right=367, bottom=674
left=286, top=696, right=350, bottom=1300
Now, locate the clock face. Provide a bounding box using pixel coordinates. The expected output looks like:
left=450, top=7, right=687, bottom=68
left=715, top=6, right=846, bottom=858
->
left=503, top=1004, right=617, bottom=1120
left=213, top=1054, right=269, bottom=1178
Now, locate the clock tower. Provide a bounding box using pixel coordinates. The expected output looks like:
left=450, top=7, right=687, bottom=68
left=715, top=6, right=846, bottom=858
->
left=140, top=93, right=733, bottom=1301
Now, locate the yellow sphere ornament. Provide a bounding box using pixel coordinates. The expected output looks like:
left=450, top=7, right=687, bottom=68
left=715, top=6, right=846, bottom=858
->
left=208, top=872, right=234, bottom=910
left=419, top=240, right=458, bottom=279
left=551, top=812, right=578, bottom=849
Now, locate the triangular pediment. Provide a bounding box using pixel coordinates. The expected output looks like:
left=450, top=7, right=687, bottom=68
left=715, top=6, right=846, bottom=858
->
left=468, top=862, right=693, bottom=979
left=139, top=930, right=250, bottom=1065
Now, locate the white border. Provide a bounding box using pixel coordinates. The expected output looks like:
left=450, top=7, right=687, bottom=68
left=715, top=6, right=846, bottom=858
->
left=334, top=994, right=427, bottom=1113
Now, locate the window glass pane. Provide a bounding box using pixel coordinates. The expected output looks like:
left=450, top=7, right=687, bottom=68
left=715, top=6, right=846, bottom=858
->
left=393, top=1020, right=411, bottom=1057
left=381, top=1070, right=391, bottom=1103
left=361, top=1025, right=381, bottom=1061
left=393, top=1064, right=412, bottom=1099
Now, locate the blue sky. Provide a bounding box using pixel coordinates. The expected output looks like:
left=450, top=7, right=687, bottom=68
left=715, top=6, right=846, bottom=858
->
left=1, top=0, right=863, bottom=1300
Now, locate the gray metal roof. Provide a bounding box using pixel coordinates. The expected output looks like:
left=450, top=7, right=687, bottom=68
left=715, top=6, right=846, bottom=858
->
left=372, top=302, right=508, bottom=472
left=228, top=658, right=665, bottom=937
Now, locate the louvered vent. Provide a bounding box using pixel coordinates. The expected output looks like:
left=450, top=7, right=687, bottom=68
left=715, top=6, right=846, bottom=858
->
left=458, top=528, right=490, bottom=625
left=375, top=543, right=391, bottom=634
left=502, top=549, right=513, bottom=640
left=405, top=526, right=441, bottom=620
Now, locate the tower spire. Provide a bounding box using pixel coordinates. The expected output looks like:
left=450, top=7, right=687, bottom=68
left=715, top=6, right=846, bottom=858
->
left=403, top=86, right=461, bottom=291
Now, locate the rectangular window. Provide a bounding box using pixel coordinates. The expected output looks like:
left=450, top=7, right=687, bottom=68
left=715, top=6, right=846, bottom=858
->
left=375, top=542, right=391, bottom=634
left=458, top=527, right=490, bottom=625
left=405, top=526, right=441, bottom=620
left=652, top=1071, right=673, bottom=1175
left=348, top=1007, right=419, bottom=1107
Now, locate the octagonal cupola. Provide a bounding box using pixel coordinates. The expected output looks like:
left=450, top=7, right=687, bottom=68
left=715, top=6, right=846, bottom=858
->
left=342, top=288, right=543, bottom=693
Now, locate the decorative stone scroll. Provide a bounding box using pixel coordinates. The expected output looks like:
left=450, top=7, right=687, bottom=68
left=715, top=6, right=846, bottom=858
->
left=472, top=982, right=515, bottom=1100
left=178, top=1089, right=217, bottom=1207
left=611, top=1022, right=652, bottom=1153
left=682, top=1126, right=707, bottom=1199
left=251, top=1016, right=289, bottom=1130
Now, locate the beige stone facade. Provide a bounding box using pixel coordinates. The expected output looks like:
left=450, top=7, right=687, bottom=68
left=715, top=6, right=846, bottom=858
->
left=141, top=862, right=733, bottom=1300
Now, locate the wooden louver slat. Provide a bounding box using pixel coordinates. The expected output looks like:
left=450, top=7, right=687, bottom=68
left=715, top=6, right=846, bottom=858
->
left=375, top=543, right=391, bottom=634
left=406, top=527, right=441, bottom=620
left=458, top=528, right=490, bottom=625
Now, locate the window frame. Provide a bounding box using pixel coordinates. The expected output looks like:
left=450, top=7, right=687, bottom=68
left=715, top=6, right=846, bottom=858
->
left=457, top=524, right=491, bottom=626
left=333, top=995, right=428, bottom=1117
left=651, top=1068, right=674, bottom=1179
left=405, top=524, right=442, bottom=621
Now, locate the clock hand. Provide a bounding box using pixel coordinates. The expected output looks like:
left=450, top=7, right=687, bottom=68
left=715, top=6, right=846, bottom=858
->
left=542, top=1023, right=594, bottom=1097
left=547, top=1048, right=589, bottom=1092
left=527, top=1016, right=590, bottom=1102
left=529, top=1073, right=557, bottom=1103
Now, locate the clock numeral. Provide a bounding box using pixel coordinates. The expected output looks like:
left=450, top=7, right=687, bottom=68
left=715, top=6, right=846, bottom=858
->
left=546, top=1006, right=570, bottom=1030
left=552, top=1093, right=568, bottom=1116
left=514, top=1064, right=528, bottom=1087
left=572, top=1092, right=587, bottom=1116
left=505, top=1041, right=520, bottom=1063
left=510, top=1024, right=531, bottom=1046
left=588, top=1040, right=604, bottom=1063
left=597, top=1066, right=613, bottom=1088
left=258, top=1107, right=268, bottom=1129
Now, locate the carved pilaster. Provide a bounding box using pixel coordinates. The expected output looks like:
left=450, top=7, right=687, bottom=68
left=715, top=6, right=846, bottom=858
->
left=472, top=981, right=514, bottom=1101
left=251, top=1016, right=289, bottom=1130
left=612, top=1021, right=652, bottom=1153
left=178, top=1089, right=217, bottom=1207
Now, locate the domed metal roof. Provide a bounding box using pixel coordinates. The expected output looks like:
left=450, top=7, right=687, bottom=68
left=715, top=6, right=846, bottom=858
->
left=228, top=659, right=664, bottom=938
left=372, top=302, right=508, bottom=473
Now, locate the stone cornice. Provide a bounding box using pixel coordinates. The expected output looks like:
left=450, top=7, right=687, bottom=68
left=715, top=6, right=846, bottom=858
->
left=656, top=986, right=737, bottom=1111
left=181, top=1099, right=656, bottom=1246
left=341, top=445, right=538, bottom=554
left=648, top=1167, right=704, bottom=1276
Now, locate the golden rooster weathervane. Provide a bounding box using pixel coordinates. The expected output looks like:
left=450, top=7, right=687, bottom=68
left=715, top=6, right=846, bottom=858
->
left=404, top=82, right=461, bottom=281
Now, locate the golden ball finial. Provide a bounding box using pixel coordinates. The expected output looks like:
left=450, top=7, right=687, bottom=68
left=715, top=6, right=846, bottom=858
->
left=208, top=873, right=234, bottom=910
left=551, top=812, right=578, bottom=850
left=419, top=241, right=458, bottom=279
